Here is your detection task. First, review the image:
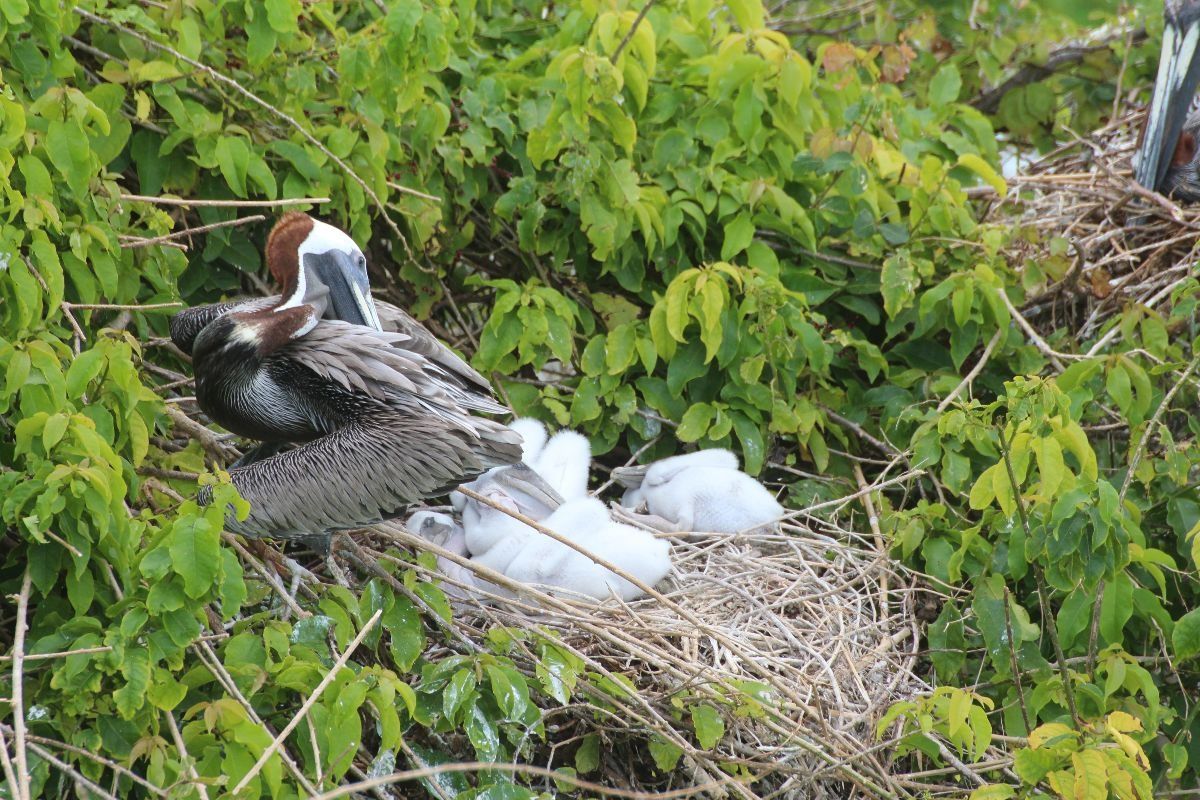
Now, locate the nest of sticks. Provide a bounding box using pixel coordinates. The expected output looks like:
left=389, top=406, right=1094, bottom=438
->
left=148, top=369, right=931, bottom=798
left=979, top=108, right=1200, bottom=344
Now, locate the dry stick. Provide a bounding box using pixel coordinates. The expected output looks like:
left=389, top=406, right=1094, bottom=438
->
left=610, top=0, right=655, bottom=61
left=996, top=288, right=1072, bottom=371
left=119, top=193, right=329, bottom=208
left=0, top=645, right=110, bottom=663
left=1002, top=587, right=1033, bottom=733
left=64, top=302, right=182, bottom=311
left=309, top=761, right=738, bottom=800
left=853, top=463, right=889, bottom=620
left=163, top=711, right=211, bottom=800
left=19, top=739, right=118, bottom=800
left=74, top=8, right=413, bottom=258
left=0, top=727, right=17, bottom=800
left=385, top=181, right=442, bottom=203
left=120, top=214, right=265, bottom=249
left=10, top=568, right=31, bottom=800
left=787, top=468, right=924, bottom=518
left=379, top=524, right=885, bottom=796
left=190, top=639, right=320, bottom=796
left=230, top=609, right=382, bottom=795
left=997, top=429, right=1081, bottom=729
left=937, top=328, right=1003, bottom=412
left=12, top=729, right=168, bottom=798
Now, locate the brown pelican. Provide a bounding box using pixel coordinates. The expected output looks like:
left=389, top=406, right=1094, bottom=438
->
left=1135, top=0, right=1200, bottom=199
left=169, top=213, right=526, bottom=551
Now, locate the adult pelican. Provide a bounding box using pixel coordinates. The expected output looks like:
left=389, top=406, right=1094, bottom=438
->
left=1135, top=0, right=1200, bottom=200
left=170, top=213, right=526, bottom=551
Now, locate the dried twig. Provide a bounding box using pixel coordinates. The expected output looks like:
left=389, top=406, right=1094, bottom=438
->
left=120, top=214, right=266, bottom=249
left=119, top=193, right=328, bottom=208
left=11, top=568, right=31, bottom=800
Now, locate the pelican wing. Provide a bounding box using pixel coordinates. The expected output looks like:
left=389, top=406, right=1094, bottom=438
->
left=283, top=320, right=509, bottom=416
left=374, top=300, right=496, bottom=394
left=220, top=411, right=523, bottom=537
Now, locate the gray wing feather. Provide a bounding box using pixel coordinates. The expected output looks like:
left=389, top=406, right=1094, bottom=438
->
left=222, top=412, right=522, bottom=536
left=374, top=300, right=496, bottom=394
left=285, top=320, right=509, bottom=416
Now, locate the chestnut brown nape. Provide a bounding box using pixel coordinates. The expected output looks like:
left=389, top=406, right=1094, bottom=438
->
left=264, top=212, right=315, bottom=293
left=1173, top=131, right=1198, bottom=167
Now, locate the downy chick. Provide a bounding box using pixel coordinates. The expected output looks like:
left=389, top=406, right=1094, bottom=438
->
left=613, top=448, right=783, bottom=533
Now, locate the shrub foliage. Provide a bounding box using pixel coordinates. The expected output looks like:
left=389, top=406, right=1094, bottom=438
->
left=0, top=0, right=1194, bottom=796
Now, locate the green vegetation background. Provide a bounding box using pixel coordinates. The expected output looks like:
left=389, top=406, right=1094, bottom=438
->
left=0, top=0, right=1194, bottom=796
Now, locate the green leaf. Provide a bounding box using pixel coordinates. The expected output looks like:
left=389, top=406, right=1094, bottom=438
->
left=168, top=517, right=220, bottom=599
left=575, top=735, right=600, bottom=773
left=648, top=735, right=682, bottom=772
left=929, top=64, right=962, bottom=106
left=691, top=704, right=725, bottom=749
left=881, top=252, right=918, bottom=318
left=957, top=154, right=1006, bottom=196
left=1035, top=436, right=1065, bottom=495
left=215, top=136, right=250, bottom=197
left=1173, top=608, right=1200, bottom=659
left=45, top=119, right=93, bottom=196
left=65, top=349, right=105, bottom=399
left=383, top=594, right=425, bottom=671
left=677, top=403, right=715, bottom=442
left=720, top=213, right=754, bottom=260
left=725, top=0, right=764, bottom=30
left=1106, top=360, right=1132, bottom=415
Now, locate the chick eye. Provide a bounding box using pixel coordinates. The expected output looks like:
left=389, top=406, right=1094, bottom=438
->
left=358, top=254, right=367, bottom=269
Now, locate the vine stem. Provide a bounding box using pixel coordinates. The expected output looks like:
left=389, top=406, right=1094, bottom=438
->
left=997, top=426, right=1082, bottom=729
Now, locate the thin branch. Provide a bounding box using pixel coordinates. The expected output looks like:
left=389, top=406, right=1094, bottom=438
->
left=163, top=711, right=211, bottom=800
left=230, top=609, right=382, bottom=794
left=611, top=0, right=655, bottom=62
left=996, top=288, right=1074, bottom=371
left=64, top=302, right=182, bottom=312
left=17, top=738, right=118, bottom=800
left=1002, top=587, right=1032, bottom=733
left=937, top=328, right=1003, bottom=412
left=11, top=568, right=32, bottom=800
left=119, top=193, right=328, bottom=208
left=11, top=729, right=168, bottom=798
left=120, top=214, right=266, bottom=249
left=0, top=645, right=110, bottom=663
left=385, top=181, right=442, bottom=203
left=972, top=28, right=1146, bottom=115
left=22, top=256, right=84, bottom=354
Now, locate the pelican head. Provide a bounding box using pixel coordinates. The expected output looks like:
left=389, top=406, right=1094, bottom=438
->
left=266, top=212, right=383, bottom=331
left=1135, top=0, right=1200, bottom=200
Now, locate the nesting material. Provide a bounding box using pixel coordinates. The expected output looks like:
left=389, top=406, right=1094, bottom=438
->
left=372, top=510, right=924, bottom=798
left=983, top=108, right=1200, bottom=341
